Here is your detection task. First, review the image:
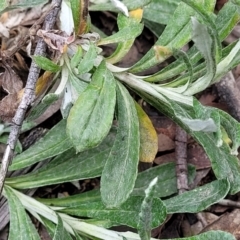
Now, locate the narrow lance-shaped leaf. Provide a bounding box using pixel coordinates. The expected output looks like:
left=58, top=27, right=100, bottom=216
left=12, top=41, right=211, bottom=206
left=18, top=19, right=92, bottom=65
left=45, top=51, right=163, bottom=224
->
left=183, top=17, right=217, bottom=95
left=70, top=46, right=83, bottom=69
left=10, top=119, right=72, bottom=171
left=138, top=177, right=166, bottom=240
left=33, top=56, right=61, bottom=73
left=107, top=11, right=143, bottom=64
left=70, top=0, right=88, bottom=35
left=0, top=0, right=47, bottom=14
left=135, top=102, right=158, bottom=163
left=67, top=61, right=116, bottom=152
left=98, top=20, right=143, bottom=45
left=164, top=179, right=230, bottom=214
left=130, top=1, right=215, bottom=73
left=89, top=0, right=151, bottom=12
left=6, top=128, right=117, bottom=189
left=133, top=163, right=195, bottom=198
left=26, top=93, right=59, bottom=121
left=53, top=215, right=73, bottom=240
left=3, top=186, right=41, bottom=240
left=101, top=81, right=140, bottom=207
left=143, top=0, right=179, bottom=25
left=130, top=2, right=194, bottom=73
left=59, top=195, right=165, bottom=229
left=145, top=1, right=240, bottom=83
left=77, top=43, right=98, bottom=74
left=38, top=163, right=196, bottom=208
left=138, top=91, right=240, bottom=194
left=166, top=231, right=236, bottom=240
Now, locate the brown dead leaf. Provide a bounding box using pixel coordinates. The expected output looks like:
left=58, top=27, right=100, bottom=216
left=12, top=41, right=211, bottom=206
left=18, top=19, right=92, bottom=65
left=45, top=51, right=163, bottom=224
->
left=158, top=133, right=175, bottom=152
left=0, top=92, right=21, bottom=122
left=187, top=143, right=211, bottom=169
left=188, top=212, right=220, bottom=236
left=150, top=116, right=176, bottom=140
left=0, top=63, right=23, bottom=122
left=154, top=152, right=175, bottom=165
left=37, top=30, right=75, bottom=53
left=1, top=64, right=23, bottom=94
left=201, top=209, right=240, bottom=239
left=199, top=92, right=228, bottom=111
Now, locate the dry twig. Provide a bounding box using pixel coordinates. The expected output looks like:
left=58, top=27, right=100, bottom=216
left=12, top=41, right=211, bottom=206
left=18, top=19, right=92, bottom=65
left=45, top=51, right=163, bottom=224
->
left=175, top=125, right=188, bottom=194
left=175, top=127, right=208, bottom=227
left=0, top=0, right=62, bottom=195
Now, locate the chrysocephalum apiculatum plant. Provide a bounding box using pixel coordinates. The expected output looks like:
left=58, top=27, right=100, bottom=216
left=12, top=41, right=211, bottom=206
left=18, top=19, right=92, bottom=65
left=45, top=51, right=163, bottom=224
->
left=1, top=0, right=240, bottom=239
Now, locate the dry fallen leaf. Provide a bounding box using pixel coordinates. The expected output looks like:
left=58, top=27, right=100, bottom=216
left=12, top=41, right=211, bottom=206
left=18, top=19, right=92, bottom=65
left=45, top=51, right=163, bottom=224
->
left=0, top=63, right=23, bottom=122
left=37, top=29, right=75, bottom=53
left=1, top=64, right=23, bottom=94
left=0, top=92, right=21, bottom=122
left=201, top=209, right=240, bottom=239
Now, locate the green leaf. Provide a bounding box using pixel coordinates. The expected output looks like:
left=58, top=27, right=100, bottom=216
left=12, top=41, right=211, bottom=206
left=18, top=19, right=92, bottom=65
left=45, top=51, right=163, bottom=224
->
left=122, top=0, right=151, bottom=10
left=130, top=2, right=193, bottom=73
left=132, top=163, right=196, bottom=198
left=98, top=20, right=143, bottom=45
left=130, top=1, right=215, bottom=73
left=38, top=163, right=195, bottom=207
left=53, top=215, right=73, bottom=240
left=144, top=0, right=240, bottom=83
left=38, top=189, right=102, bottom=207
left=89, top=0, right=151, bottom=12
left=70, top=0, right=81, bottom=35
left=0, top=134, right=22, bottom=153
left=166, top=231, right=236, bottom=240
left=70, top=47, right=83, bottom=69
left=177, top=1, right=221, bottom=64
left=6, top=128, right=117, bottom=189
left=10, top=120, right=73, bottom=171
left=68, top=72, right=88, bottom=100
left=143, top=0, right=179, bottom=25
left=3, top=186, right=41, bottom=240
left=39, top=216, right=56, bottom=239
left=182, top=21, right=217, bottom=95
left=26, top=93, right=59, bottom=121
left=60, top=196, right=166, bottom=229
left=164, top=179, right=230, bottom=214
left=173, top=16, right=217, bottom=95
left=138, top=92, right=240, bottom=195
left=143, top=19, right=165, bottom=37
left=138, top=178, right=165, bottom=240
left=0, top=0, right=47, bottom=14
left=67, top=61, right=116, bottom=152
left=107, top=13, right=143, bottom=64
left=77, top=43, right=98, bottom=74
left=101, top=82, right=140, bottom=208
left=33, top=56, right=61, bottom=73
left=0, top=0, right=8, bottom=12
left=219, top=110, right=240, bottom=155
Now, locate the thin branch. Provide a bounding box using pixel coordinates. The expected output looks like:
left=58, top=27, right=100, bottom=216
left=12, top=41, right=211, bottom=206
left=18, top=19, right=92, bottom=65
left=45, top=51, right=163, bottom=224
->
left=175, top=127, right=208, bottom=227
left=0, top=0, right=62, bottom=195
left=175, top=125, right=188, bottom=194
